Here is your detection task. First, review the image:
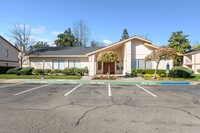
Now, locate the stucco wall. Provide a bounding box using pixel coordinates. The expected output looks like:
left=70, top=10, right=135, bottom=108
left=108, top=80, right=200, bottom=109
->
left=30, top=57, right=89, bottom=70
left=0, top=37, right=19, bottom=67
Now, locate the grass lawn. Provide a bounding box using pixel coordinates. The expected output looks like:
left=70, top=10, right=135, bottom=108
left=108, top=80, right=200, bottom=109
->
left=0, top=74, right=82, bottom=79
left=143, top=74, right=200, bottom=81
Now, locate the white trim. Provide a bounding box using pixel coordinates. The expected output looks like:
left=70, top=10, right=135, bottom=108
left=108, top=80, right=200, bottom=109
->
left=135, top=84, right=157, bottom=97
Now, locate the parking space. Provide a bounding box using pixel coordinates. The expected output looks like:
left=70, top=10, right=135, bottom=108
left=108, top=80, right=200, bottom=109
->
left=0, top=83, right=200, bottom=133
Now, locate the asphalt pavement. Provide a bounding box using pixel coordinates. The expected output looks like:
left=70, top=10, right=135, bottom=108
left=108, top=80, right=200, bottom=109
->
left=0, top=83, right=200, bottom=133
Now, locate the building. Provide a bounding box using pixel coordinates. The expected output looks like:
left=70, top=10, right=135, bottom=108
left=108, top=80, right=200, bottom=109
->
left=0, top=36, right=19, bottom=67
left=27, top=36, right=173, bottom=76
left=183, top=48, right=200, bottom=74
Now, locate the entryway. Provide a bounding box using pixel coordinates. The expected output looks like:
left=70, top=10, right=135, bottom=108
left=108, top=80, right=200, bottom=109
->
left=103, top=62, right=115, bottom=74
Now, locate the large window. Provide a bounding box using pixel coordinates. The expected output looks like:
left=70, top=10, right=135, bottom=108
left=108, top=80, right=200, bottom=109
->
left=97, top=61, right=102, bottom=70
left=131, top=59, right=152, bottom=69
left=116, top=61, right=120, bottom=70
left=52, top=60, right=65, bottom=70
left=68, top=60, right=81, bottom=68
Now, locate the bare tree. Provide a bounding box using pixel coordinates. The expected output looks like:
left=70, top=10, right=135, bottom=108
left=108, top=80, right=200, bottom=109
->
left=73, top=20, right=90, bottom=47
left=10, top=24, right=32, bottom=67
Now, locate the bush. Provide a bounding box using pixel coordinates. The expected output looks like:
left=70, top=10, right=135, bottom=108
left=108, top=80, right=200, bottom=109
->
left=0, top=66, right=15, bottom=74
left=17, top=67, right=34, bottom=75
left=169, top=66, right=193, bottom=78
left=6, top=68, right=22, bottom=74
left=131, top=69, right=137, bottom=77
left=33, top=69, right=43, bottom=75
left=136, top=69, right=144, bottom=74
left=44, top=69, right=51, bottom=75
left=142, top=69, right=166, bottom=74
left=197, top=69, right=200, bottom=73
left=63, top=67, right=88, bottom=75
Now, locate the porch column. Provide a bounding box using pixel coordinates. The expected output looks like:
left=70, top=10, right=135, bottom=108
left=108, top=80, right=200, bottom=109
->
left=123, top=41, right=132, bottom=76
left=88, top=54, right=96, bottom=76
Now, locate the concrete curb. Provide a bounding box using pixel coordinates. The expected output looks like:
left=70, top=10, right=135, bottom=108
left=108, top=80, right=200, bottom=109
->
left=24, top=79, right=190, bottom=85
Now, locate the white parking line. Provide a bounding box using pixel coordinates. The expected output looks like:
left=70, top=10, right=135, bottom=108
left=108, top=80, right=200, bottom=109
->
left=135, top=84, right=157, bottom=97
left=108, top=84, right=112, bottom=96
left=0, top=82, right=24, bottom=89
left=64, top=83, right=83, bottom=96
left=14, top=83, right=52, bottom=96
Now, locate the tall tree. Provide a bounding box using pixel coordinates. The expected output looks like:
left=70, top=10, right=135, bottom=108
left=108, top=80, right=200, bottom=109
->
left=145, top=47, right=176, bottom=79
left=97, top=51, right=118, bottom=79
left=54, top=28, right=76, bottom=47
left=168, top=31, right=191, bottom=66
left=120, top=28, right=129, bottom=41
left=193, top=42, right=200, bottom=49
left=10, top=24, right=32, bottom=67
left=29, top=41, right=49, bottom=51
left=73, top=20, right=90, bottom=47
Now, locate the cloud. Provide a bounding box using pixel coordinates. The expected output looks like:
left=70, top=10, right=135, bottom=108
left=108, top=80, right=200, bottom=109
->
left=31, top=36, right=54, bottom=45
left=102, top=39, right=112, bottom=45
left=31, top=26, right=46, bottom=34
left=51, top=31, right=62, bottom=36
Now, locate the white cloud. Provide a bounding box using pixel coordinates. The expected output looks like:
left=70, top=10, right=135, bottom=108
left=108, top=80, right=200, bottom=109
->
left=51, top=31, right=62, bottom=36
left=31, top=36, right=54, bottom=45
left=102, top=39, right=112, bottom=45
left=31, top=26, right=46, bottom=35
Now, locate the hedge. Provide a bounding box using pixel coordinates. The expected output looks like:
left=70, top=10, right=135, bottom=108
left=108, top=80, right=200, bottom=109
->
left=0, top=66, right=15, bottom=74
left=169, top=66, right=193, bottom=78
left=6, top=68, right=22, bottom=74
left=17, top=67, right=34, bottom=75
left=135, top=69, right=166, bottom=74
left=197, top=69, right=200, bottom=73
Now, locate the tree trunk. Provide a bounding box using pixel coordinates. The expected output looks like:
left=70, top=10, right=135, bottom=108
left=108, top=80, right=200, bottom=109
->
left=108, top=63, right=110, bottom=79
left=153, top=61, right=160, bottom=79
left=20, top=56, right=23, bottom=68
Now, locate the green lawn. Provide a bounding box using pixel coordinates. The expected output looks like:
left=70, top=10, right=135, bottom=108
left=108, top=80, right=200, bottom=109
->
left=143, top=74, right=200, bottom=81
left=0, top=74, right=82, bottom=79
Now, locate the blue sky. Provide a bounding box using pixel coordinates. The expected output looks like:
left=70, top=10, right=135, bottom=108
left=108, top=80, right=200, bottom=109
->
left=0, top=0, right=200, bottom=46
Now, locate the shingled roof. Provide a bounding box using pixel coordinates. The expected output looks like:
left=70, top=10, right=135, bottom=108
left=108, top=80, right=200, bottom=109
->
left=184, top=48, right=200, bottom=55
left=27, top=46, right=104, bottom=57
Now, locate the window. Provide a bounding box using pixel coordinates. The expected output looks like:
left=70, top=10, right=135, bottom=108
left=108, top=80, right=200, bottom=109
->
left=116, top=61, right=120, bottom=70
left=52, top=60, right=65, bottom=70
left=68, top=60, right=81, bottom=68
left=131, top=58, right=152, bottom=69
left=6, top=49, right=8, bottom=57
left=5, top=63, right=8, bottom=67
left=98, top=61, right=102, bottom=70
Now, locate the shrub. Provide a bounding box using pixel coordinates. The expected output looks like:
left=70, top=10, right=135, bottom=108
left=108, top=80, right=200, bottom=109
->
left=136, top=69, right=144, bottom=74
left=32, top=69, right=43, bottom=75
left=63, top=67, right=88, bottom=75
left=169, top=66, right=193, bottom=78
left=142, top=69, right=166, bottom=74
left=197, top=69, right=200, bottom=73
left=143, top=74, right=161, bottom=78
left=44, top=69, right=51, bottom=75
left=131, top=69, right=137, bottom=77
left=17, top=67, right=34, bottom=75
left=6, top=68, right=22, bottom=74
left=0, top=66, right=15, bottom=74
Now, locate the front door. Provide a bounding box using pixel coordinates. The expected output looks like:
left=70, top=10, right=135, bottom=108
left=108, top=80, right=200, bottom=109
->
left=103, top=62, right=115, bottom=74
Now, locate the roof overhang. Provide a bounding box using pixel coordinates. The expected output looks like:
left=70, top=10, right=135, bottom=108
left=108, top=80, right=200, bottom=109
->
left=29, top=55, right=87, bottom=58
left=86, top=36, right=153, bottom=56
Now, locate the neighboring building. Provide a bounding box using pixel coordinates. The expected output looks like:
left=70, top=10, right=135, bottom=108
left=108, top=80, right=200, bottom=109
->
left=183, top=48, right=200, bottom=74
left=0, top=36, right=19, bottom=67
left=27, top=36, right=173, bottom=76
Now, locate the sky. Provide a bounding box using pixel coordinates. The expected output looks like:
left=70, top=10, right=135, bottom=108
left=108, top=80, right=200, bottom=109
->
left=0, top=0, right=200, bottom=46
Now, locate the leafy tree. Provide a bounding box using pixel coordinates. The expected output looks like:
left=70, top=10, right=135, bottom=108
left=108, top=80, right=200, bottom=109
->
left=120, top=28, right=129, bottom=41
left=73, top=20, right=90, bottom=47
left=10, top=24, right=32, bottom=67
left=145, top=47, right=176, bottom=79
left=168, top=31, right=191, bottom=66
left=97, top=51, right=118, bottom=79
left=193, top=43, right=200, bottom=49
left=54, top=28, right=76, bottom=47
left=29, top=41, right=49, bottom=51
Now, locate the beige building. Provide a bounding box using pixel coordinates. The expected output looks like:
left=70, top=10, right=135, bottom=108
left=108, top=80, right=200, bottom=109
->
left=0, top=36, right=19, bottom=67
left=183, top=48, right=200, bottom=74
left=27, top=36, right=173, bottom=76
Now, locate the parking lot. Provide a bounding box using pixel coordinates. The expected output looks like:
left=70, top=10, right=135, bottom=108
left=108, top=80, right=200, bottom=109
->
left=0, top=82, right=200, bottom=133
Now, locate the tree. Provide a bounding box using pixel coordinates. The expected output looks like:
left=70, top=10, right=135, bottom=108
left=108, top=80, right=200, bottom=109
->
left=145, top=47, right=176, bottom=79
left=120, top=28, right=129, bottom=41
left=168, top=31, right=191, bottom=66
left=193, top=43, right=200, bottom=49
left=73, top=20, right=90, bottom=47
left=90, top=40, right=103, bottom=47
left=29, top=41, right=49, bottom=51
left=10, top=24, right=32, bottom=67
left=97, top=51, right=118, bottom=79
left=54, top=28, right=76, bottom=47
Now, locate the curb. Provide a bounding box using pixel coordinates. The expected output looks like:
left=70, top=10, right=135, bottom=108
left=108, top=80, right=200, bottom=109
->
left=24, top=79, right=190, bottom=85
